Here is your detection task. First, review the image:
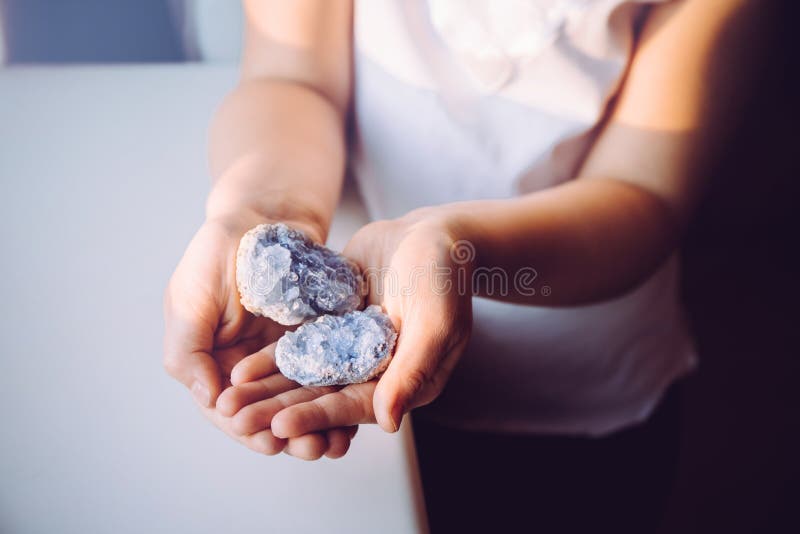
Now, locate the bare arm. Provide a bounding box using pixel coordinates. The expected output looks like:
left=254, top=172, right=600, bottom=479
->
left=206, top=0, right=353, bottom=241
left=433, top=0, right=761, bottom=304
left=163, top=1, right=354, bottom=458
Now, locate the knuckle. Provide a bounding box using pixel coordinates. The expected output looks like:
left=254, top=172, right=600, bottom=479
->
left=162, top=356, right=181, bottom=379
left=231, top=359, right=252, bottom=380
left=339, top=387, right=373, bottom=415
left=254, top=435, right=284, bottom=456
left=227, top=388, right=246, bottom=408
left=403, top=367, right=431, bottom=400
left=306, top=402, right=331, bottom=429
left=232, top=410, right=255, bottom=436
left=215, top=393, right=237, bottom=417
left=403, top=365, right=448, bottom=409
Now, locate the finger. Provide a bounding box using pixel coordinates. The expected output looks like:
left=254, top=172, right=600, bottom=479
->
left=271, top=382, right=376, bottom=438
left=241, top=429, right=287, bottom=456
left=324, top=428, right=353, bottom=459
left=232, top=385, right=339, bottom=436
left=373, top=305, right=469, bottom=433
left=284, top=433, right=328, bottom=461
left=200, top=405, right=286, bottom=455
left=217, top=313, right=276, bottom=351
left=163, top=346, right=222, bottom=409
left=163, top=300, right=222, bottom=408
left=213, top=341, right=262, bottom=379
left=217, top=373, right=298, bottom=417
left=230, top=343, right=279, bottom=386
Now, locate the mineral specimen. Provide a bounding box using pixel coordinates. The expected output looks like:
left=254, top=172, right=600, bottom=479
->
left=276, top=305, right=398, bottom=386
left=236, top=223, right=363, bottom=325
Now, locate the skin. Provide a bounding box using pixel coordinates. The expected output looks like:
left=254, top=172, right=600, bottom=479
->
left=163, top=0, right=758, bottom=459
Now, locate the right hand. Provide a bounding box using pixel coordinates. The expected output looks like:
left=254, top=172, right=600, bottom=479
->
left=162, top=211, right=355, bottom=458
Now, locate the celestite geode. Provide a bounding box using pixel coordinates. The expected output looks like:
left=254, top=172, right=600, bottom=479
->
left=275, top=305, right=398, bottom=386
left=236, top=223, right=363, bottom=325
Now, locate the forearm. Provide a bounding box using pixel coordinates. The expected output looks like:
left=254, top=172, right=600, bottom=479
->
left=434, top=0, right=756, bottom=307
left=445, top=178, right=680, bottom=306
left=206, top=78, right=346, bottom=241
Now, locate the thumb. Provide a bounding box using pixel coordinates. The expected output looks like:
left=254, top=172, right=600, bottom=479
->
left=163, top=300, right=223, bottom=408
left=372, top=315, right=449, bottom=433
left=167, top=349, right=223, bottom=409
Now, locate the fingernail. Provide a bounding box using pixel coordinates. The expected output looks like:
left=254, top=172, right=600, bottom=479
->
left=375, top=395, right=401, bottom=433
left=191, top=381, right=210, bottom=408
left=391, top=404, right=404, bottom=432
left=271, top=415, right=288, bottom=439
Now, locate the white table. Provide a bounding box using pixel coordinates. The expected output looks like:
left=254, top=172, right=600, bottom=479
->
left=0, top=65, right=426, bottom=534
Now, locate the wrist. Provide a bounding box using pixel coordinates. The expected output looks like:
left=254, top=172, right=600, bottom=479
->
left=206, top=187, right=329, bottom=245
left=205, top=209, right=327, bottom=247
left=400, top=204, right=478, bottom=274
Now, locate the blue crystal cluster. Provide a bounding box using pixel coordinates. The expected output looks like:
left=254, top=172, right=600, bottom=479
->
left=237, top=223, right=397, bottom=385
left=275, top=305, right=397, bottom=386
left=236, top=223, right=363, bottom=325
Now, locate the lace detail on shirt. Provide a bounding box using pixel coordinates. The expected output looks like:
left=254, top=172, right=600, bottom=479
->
left=427, top=0, right=590, bottom=90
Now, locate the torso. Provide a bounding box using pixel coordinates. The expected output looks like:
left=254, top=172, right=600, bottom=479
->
left=351, top=0, right=696, bottom=435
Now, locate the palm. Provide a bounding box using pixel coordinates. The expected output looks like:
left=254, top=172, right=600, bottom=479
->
left=352, top=223, right=468, bottom=409
left=211, top=314, right=284, bottom=386
left=209, top=217, right=470, bottom=457
left=251, top=218, right=470, bottom=438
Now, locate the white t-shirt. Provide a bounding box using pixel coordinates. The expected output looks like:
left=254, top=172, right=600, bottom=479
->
left=352, top=0, right=696, bottom=435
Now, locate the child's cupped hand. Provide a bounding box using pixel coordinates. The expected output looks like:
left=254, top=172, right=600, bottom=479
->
left=221, top=208, right=474, bottom=458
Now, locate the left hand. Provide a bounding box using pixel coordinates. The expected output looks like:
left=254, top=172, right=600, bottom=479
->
left=224, top=208, right=473, bottom=455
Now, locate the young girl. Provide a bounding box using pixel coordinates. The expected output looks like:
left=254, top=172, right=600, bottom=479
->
left=164, top=0, right=754, bottom=530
